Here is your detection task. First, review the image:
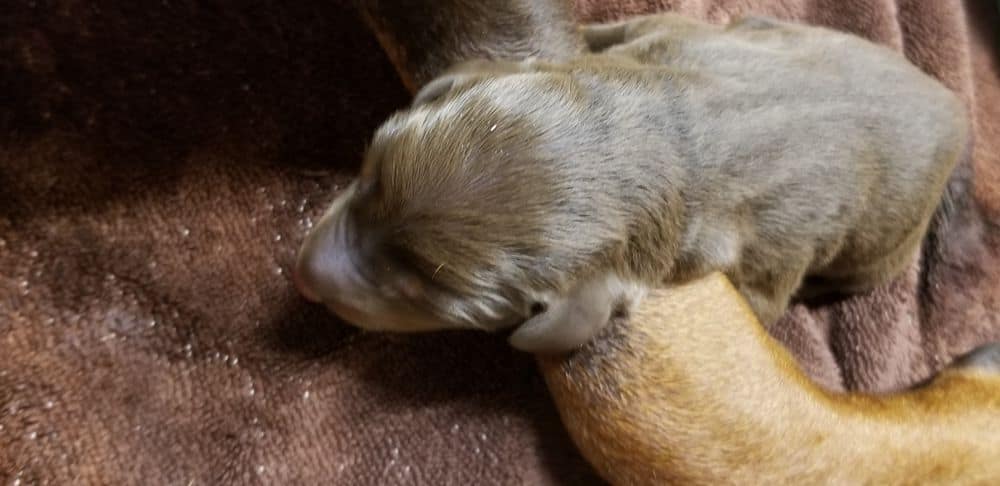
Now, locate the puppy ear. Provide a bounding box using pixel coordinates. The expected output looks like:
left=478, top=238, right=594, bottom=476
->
left=412, top=59, right=539, bottom=107
left=508, top=276, right=618, bottom=354
left=412, top=75, right=460, bottom=107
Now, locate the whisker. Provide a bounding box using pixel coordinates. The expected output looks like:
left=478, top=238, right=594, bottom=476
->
left=432, top=262, right=446, bottom=280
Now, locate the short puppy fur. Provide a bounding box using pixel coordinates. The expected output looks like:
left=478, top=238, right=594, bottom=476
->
left=295, top=14, right=968, bottom=353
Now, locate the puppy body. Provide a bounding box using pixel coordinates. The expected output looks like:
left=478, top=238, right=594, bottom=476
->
left=540, top=273, right=1000, bottom=485
left=296, top=14, right=968, bottom=352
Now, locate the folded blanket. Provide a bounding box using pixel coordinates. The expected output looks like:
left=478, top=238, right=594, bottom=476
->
left=1, top=0, right=997, bottom=484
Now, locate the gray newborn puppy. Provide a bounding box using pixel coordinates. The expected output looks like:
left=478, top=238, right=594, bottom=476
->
left=294, top=13, right=968, bottom=353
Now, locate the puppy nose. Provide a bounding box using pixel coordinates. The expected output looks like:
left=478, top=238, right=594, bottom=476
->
left=292, top=261, right=322, bottom=303
left=293, top=216, right=339, bottom=304
left=293, top=209, right=360, bottom=305
left=294, top=230, right=341, bottom=304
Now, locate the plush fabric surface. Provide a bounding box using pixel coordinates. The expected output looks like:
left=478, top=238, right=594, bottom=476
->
left=1, top=0, right=997, bottom=484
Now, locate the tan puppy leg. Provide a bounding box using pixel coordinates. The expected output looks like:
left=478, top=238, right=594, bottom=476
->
left=540, top=273, right=1000, bottom=485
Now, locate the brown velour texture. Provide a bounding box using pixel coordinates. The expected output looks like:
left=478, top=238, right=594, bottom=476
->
left=1, top=0, right=998, bottom=484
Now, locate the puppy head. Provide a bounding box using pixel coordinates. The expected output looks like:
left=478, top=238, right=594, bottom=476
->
left=295, top=63, right=640, bottom=353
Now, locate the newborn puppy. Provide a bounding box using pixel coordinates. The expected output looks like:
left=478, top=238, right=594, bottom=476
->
left=295, top=13, right=968, bottom=353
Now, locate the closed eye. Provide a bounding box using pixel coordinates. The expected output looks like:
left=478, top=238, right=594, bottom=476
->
left=529, top=301, right=547, bottom=316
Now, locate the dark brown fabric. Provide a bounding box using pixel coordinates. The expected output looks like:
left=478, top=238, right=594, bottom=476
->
left=1, top=0, right=997, bottom=484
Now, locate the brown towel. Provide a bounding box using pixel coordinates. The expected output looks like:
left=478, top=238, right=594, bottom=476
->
left=1, top=0, right=997, bottom=484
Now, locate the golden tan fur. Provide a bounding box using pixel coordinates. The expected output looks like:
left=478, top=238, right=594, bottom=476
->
left=540, top=272, right=1000, bottom=485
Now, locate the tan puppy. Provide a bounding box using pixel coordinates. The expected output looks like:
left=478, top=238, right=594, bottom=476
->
left=540, top=272, right=1000, bottom=485
left=295, top=13, right=967, bottom=354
